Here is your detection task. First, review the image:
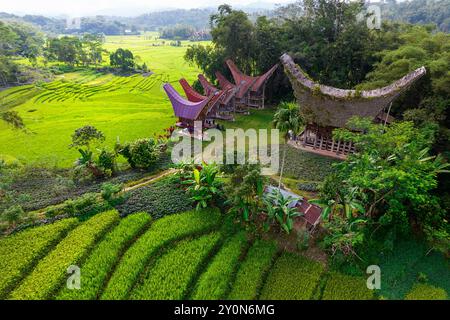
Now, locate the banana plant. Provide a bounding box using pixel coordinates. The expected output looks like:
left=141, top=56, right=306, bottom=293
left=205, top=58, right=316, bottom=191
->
left=263, top=189, right=300, bottom=234
left=184, top=162, right=222, bottom=210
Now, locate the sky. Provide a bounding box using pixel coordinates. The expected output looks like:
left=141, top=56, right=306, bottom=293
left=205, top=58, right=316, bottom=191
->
left=0, top=0, right=296, bottom=17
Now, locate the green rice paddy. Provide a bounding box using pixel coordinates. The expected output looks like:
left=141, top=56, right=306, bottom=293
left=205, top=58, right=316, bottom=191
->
left=0, top=35, right=207, bottom=167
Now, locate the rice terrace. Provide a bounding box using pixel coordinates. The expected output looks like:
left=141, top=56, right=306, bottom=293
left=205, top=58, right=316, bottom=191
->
left=0, top=0, right=449, bottom=309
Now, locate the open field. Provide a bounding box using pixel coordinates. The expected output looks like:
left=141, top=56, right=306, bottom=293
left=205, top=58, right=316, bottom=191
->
left=0, top=35, right=206, bottom=167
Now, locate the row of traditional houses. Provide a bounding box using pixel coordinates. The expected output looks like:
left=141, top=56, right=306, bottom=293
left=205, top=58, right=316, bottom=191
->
left=164, top=54, right=426, bottom=160
left=163, top=59, right=279, bottom=134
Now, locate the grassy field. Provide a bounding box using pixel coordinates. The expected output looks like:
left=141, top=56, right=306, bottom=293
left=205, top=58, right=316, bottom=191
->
left=0, top=35, right=206, bottom=167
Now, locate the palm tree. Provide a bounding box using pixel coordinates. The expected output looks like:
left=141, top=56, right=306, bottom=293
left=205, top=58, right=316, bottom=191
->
left=272, top=102, right=303, bottom=188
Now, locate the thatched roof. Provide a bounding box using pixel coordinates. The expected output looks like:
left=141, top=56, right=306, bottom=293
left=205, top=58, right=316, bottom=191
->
left=280, top=53, right=426, bottom=128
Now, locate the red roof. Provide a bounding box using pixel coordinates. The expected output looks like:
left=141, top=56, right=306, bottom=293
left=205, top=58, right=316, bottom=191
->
left=297, top=199, right=322, bottom=227
left=179, top=78, right=207, bottom=103
left=215, top=71, right=235, bottom=91
left=225, top=59, right=278, bottom=98
left=198, top=74, right=219, bottom=96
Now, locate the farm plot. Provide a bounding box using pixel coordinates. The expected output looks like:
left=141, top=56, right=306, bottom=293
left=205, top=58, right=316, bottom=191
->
left=0, top=36, right=201, bottom=167
left=260, top=252, right=325, bottom=300
left=0, top=206, right=390, bottom=301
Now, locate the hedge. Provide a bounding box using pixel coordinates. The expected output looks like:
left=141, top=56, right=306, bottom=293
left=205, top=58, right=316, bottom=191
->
left=260, top=252, right=324, bottom=300
left=227, top=240, right=278, bottom=300
left=57, top=212, right=151, bottom=300
left=101, top=209, right=222, bottom=300
left=130, top=232, right=221, bottom=300
left=0, top=218, right=79, bottom=298
left=405, top=283, right=448, bottom=300
left=322, top=272, right=374, bottom=300
left=9, top=210, right=119, bottom=300
left=191, top=231, right=248, bottom=300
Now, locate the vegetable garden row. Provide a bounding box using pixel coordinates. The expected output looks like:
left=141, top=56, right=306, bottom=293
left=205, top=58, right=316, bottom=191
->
left=0, top=209, right=436, bottom=300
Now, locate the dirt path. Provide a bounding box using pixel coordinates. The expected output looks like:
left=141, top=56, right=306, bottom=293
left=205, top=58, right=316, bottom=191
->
left=123, top=168, right=177, bottom=192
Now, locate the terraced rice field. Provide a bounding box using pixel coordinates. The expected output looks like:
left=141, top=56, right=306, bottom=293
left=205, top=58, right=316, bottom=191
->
left=0, top=35, right=204, bottom=167
left=0, top=209, right=381, bottom=300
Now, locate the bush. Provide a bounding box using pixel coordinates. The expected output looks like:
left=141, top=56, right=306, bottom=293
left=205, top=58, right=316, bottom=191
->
left=228, top=240, right=278, bottom=300
left=191, top=231, right=248, bottom=300
left=119, top=138, right=161, bottom=169
left=101, top=208, right=222, bottom=300
left=57, top=212, right=151, bottom=300
left=96, top=149, right=117, bottom=176
left=9, top=210, right=119, bottom=300
left=115, top=176, right=193, bottom=218
left=0, top=218, right=78, bottom=298
left=130, top=232, right=220, bottom=300
left=44, top=192, right=107, bottom=219
left=101, top=183, right=122, bottom=203
left=322, top=272, right=374, bottom=300
left=260, top=252, right=324, bottom=300
left=405, top=283, right=448, bottom=300
left=1, top=205, right=25, bottom=227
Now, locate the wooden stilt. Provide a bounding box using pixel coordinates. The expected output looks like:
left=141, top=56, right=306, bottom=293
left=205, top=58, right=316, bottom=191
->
left=262, top=85, right=265, bottom=109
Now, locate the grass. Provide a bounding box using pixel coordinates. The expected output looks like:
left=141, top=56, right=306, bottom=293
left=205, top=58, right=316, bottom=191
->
left=100, top=208, right=222, bottom=300
left=377, top=239, right=450, bottom=299
left=227, top=239, right=279, bottom=300
left=191, top=231, right=248, bottom=300
left=260, top=252, right=325, bottom=300
left=56, top=212, right=151, bottom=300
left=0, top=36, right=203, bottom=167
left=130, top=232, right=221, bottom=300
left=9, top=210, right=119, bottom=300
left=321, top=272, right=374, bottom=300
left=405, top=283, right=448, bottom=300
left=0, top=218, right=79, bottom=298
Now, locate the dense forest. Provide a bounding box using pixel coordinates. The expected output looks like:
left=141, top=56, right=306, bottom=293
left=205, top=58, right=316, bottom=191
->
left=381, top=0, right=450, bottom=32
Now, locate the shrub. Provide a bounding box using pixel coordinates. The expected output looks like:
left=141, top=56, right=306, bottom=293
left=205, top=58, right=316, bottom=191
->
left=57, top=212, right=151, bottom=300
left=130, top=232, right=220, bottom=300
left=101, top=183, right=122, bottom=202
left=228, top=240, right=278, bottom=300
left=260, top=252, right=324, bottom=300
left=0, top=218, right=78, bottom=298
left=44, top=192, right=107, bottom=219
left=96, top=149, right=117, bottom=175
left=1, top=205, right=25, bottom=227
left=9, top=210, right=119, bottom=300
left=322, top=272, right=374, bottom=300
left=119, top=138, right=161, bottom=169
left=405, top=283, right=448, bottom=300
left=191, top=231, right=248, bottom=300
left=101, top=208, right=222, bottom=300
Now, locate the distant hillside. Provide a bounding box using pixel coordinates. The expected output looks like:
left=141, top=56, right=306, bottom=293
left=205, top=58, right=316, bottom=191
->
left=1, top=0, right=447, bottom=37
left=381, top=0, right=450, bottom=32
left=124, top=9, right=215, bottom=31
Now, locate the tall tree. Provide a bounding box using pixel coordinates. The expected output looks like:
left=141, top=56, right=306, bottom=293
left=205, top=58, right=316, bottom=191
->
left=272, top=102, right=303, bottom=188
